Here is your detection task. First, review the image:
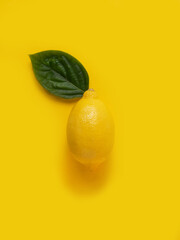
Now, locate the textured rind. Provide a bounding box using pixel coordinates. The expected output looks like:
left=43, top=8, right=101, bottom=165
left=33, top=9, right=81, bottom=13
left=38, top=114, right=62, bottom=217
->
left=67, top=91, right=114, bottom=165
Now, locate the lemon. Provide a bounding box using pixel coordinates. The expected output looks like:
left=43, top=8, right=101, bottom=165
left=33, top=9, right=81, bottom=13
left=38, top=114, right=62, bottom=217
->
left=67, top=89, right=114, bottom=167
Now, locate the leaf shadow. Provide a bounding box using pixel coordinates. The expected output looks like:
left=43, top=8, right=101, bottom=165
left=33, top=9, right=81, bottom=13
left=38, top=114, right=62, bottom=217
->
left=62, top=146, right=113, bottom=195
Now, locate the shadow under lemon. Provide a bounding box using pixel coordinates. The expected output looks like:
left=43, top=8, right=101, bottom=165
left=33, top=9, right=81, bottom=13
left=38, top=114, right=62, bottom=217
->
left=63, top=146, right=113, bottom=194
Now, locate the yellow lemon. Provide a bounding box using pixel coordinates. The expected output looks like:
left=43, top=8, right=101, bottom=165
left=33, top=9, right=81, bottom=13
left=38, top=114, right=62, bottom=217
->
left=67, top=89, right=114, bottom=167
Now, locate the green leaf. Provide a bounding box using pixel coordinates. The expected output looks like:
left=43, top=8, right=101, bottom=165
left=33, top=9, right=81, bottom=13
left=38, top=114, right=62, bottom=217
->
left=29, top=50, right=89, bottom=99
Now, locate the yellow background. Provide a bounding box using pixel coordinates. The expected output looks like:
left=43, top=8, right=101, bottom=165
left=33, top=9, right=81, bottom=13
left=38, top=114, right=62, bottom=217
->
left=0, top=0, right=180, bottom=239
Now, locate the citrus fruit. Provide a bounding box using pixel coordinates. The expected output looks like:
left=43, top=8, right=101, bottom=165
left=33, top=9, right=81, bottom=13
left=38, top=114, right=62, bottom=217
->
left=67, top=89, right=114, bottom=167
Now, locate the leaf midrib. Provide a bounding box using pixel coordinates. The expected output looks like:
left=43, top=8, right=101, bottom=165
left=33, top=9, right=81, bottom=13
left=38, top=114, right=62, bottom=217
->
left=41, top=59, right=85, bottom=93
